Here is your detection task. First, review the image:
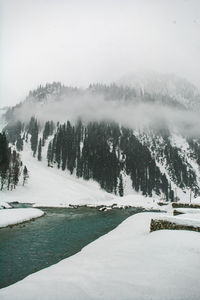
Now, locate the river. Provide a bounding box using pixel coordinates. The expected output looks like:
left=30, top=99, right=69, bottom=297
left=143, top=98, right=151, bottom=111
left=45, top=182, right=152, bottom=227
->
left=0, top=206, right=145, bottom=288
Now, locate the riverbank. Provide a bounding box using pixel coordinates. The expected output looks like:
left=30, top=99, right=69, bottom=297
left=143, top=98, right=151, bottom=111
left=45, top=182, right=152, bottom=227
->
left=0, top=208, right=44, bottom=228
left=0, top=206, right=143, bottom=288
left=1, top=212, right=200, bottom=300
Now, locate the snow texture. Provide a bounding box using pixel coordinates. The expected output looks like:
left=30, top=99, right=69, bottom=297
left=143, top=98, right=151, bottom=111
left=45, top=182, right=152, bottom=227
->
left=0, top=208, right=44, bottom=228
left=1, top=212, right=200, bottom=300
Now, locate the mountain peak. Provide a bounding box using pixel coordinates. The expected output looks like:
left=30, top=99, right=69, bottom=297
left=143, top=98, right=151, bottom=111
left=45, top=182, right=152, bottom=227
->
left=118, top=70, right=200, bottom=109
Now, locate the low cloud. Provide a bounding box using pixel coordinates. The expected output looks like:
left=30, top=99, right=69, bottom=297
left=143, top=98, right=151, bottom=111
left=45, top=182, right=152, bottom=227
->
left=10, top=92, right=200, bottom=137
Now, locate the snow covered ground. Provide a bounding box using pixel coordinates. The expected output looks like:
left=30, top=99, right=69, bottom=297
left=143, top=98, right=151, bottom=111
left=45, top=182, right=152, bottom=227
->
left=189, top=196, right=200, bottom=205
left=1, top=212, right=200, bottom=300
left=174, top=207, right=200, bottom=214
left=154, top=213, right=200, bottom=228
left=0, top=208, right=44, bottom=228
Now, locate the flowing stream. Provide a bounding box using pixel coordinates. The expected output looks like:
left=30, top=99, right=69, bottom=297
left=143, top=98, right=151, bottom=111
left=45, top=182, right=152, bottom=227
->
left=0, top=205, right=145, bottom=289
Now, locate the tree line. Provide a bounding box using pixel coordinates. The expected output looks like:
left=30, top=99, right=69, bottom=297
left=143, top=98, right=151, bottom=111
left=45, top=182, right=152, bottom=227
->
left=0, top=133, right=28, bottom=191
left=4, top=115, right=198, bottom=199
left=46, top=120, right=173, bottom=198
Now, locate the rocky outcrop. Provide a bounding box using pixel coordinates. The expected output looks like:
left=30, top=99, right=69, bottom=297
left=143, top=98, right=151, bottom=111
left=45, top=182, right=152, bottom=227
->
left=173, top=210, right=184, bottom=216
left=172, top=203, right=200, bottom=209
left=150, top=219, right=200, bottom=233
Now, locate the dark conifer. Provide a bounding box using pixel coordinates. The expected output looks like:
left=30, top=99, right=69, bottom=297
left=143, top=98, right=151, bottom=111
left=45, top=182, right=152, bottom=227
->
left=118, top=175, right=124, bottom=197
left=30, top=121, right=38, bottom=156
left=16, top=136, right=23, bottom=151
left=23, top=166, right=29, bottom=186
left=47, top=141, right=52, bottom=166
left=0, top=132, right=9, bottom=190
left=13, top=159, right=20, bottom=188
left=37, top=138, right=42, bottom=161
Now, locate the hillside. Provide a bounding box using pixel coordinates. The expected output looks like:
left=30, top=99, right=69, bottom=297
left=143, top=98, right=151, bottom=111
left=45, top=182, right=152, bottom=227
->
left=1, top=75, right=200, bottom=203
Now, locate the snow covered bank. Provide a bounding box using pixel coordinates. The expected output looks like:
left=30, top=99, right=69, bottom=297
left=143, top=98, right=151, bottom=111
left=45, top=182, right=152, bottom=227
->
left=1, top=212, right=200, bottom=300
left=152, top=213, right=200, bottom=228
left=151, top=206, right=200, bottom=233
left=174, top=208, right=200, bottom=215
left=32, top=194, right=164, bottom=211
left=0, top=208, right=44, bottom=228
left=0, top=201, right=11, bottom=209
left=112, top=194, right=166, bottom=210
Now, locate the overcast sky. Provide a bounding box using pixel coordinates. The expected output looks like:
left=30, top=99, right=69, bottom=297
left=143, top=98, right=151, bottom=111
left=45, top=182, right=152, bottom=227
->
left=1, top=0, right=200, bottom=107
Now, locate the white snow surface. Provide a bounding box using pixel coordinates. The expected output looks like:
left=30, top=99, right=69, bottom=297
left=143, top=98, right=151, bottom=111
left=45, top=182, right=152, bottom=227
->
left=0, top=201, right=11, bottom=209
left=0, top=208, right=44, bottom=228
left=192, top=196, right=200, bottom=205
left=1, top=212, right=200, bottom=300
left=1, top=141, right=113, bottom=207
left=175, top=208, right=200, bottom=214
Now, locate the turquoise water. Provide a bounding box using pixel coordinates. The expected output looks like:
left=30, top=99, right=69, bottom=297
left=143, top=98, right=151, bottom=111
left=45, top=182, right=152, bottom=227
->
left=0, top=206, right=144, bottom=289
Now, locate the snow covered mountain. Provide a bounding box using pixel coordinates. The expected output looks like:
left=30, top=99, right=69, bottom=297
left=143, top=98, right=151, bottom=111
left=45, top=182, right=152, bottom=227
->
left=0, top=108, right=7, bottom=132
left=1, top=74, right=200, bottom=203
left=118, top=70, right=200, bottom=110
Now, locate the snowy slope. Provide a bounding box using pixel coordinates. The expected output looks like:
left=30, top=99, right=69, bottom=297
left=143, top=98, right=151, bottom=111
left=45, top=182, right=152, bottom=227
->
left=1, top=141, right=114, bottom=207
left=170, top=133, right=200, bottom=189
left=135, top=130, right=199, bottom=202
left=1, top=137, right=162, bottom=209
left=2, top=77, right=200, bottom=204
left=1, top=212, right=200, bottom=300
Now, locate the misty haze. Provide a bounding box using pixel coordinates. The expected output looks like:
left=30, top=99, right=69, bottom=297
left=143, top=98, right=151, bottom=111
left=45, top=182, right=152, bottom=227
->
left=1, top=1, right=200, bottom=300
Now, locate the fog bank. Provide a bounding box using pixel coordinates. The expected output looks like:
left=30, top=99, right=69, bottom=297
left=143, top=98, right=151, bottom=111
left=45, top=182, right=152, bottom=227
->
left=10, top=93, right=200, bottom=137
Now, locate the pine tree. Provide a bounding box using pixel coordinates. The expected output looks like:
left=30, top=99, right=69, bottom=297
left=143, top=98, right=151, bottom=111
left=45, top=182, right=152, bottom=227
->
left=47, top=141, right=52, bottom=166
left=23, top=166, right=29, bottom=186
left=42, top=121, right=53, bottom=146
left=16, top=136, right=23, bottom=151
left=30, top=121, right=38, bottom=157
left=55, top=128, right=62, bottom=168
left=13, top=160, right=20, bottom=188
left=37, top=138, right=42, bottom=161
left=118, top=174, right=124, bottom=197
left=28, top=117, right=36, bottom=135
left=7, top=167, right=12, bottom=190
left=25, top=132, right=28, bottom=142
left=0, top=132, right=10, bottom=190
left=169, top=189, right=174, bottom=202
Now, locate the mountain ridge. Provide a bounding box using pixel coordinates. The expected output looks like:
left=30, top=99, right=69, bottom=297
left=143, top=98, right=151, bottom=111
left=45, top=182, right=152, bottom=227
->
left=1, top=73, right=200, bottom=201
